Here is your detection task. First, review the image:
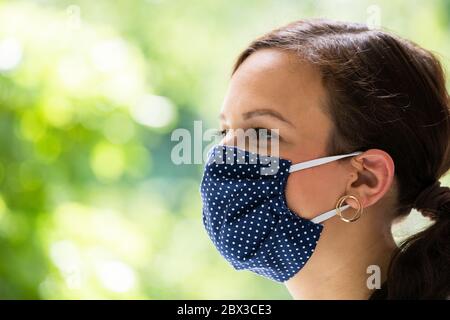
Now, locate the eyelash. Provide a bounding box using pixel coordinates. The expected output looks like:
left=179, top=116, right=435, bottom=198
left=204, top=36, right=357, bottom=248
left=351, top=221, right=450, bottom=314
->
left=218, top=128, right=278, bottom=139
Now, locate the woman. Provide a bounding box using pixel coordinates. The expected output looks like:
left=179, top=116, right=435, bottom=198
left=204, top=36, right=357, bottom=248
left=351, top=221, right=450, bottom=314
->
left=200, top=19, right=450, bottom=299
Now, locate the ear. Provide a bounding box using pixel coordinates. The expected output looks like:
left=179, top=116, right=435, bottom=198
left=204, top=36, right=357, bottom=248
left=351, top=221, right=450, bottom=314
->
left=344, top=149, right=395, bottom=210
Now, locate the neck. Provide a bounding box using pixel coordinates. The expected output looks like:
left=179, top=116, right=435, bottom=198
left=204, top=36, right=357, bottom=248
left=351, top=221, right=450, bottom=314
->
left=285, top=211, right=397, bottom=299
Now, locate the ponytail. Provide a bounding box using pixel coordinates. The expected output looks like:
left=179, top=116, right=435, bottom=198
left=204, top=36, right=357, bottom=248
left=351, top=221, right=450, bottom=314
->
left=372, top=181, right=450, bottom=299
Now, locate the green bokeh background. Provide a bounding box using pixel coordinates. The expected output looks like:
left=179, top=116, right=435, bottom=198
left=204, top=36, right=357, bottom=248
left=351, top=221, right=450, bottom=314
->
left=0, top=0, right=449, bottom=299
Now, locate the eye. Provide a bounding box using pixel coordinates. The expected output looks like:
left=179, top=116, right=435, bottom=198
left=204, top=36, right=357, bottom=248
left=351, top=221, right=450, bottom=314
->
left=215, top=128, right=279, bottom=142
left=219, top=129, right=229, bottom=137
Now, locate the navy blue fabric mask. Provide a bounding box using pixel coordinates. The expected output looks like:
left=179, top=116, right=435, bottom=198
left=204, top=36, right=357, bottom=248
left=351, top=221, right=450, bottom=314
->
left=200, top=145, right=362, bottom=282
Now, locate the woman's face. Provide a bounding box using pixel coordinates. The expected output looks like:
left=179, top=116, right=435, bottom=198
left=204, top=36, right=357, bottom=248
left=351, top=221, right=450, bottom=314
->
left=219, top=48, right=353, bottom=220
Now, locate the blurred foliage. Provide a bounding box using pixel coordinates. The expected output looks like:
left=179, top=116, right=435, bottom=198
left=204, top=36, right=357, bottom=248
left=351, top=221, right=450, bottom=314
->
left=0, top=0, right=449, bottom=299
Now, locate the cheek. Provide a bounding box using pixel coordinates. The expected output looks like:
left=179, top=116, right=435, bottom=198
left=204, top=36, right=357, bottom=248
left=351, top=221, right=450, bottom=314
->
left=284, top=166, right=345, bottom=219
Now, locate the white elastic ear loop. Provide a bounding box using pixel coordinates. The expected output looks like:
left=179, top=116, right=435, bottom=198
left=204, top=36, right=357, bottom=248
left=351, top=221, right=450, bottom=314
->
left=288, top=151, right=363, bottom=224
left=289, top=151, right=363, bottom=173
left=310, top=204, right=350, bottom=224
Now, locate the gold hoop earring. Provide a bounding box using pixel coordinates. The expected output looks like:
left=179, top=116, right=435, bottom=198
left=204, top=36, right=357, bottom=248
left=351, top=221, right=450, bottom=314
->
left=335, top=195, right=363, bottom=223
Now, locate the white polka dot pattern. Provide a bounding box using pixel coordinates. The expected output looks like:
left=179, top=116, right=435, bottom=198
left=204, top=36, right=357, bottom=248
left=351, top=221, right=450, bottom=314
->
left=200, top=145, right=323, bottom=282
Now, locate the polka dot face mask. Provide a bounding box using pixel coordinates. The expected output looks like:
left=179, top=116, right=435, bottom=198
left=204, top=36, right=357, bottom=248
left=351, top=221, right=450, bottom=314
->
left=200, top=145, right=362, bottom=282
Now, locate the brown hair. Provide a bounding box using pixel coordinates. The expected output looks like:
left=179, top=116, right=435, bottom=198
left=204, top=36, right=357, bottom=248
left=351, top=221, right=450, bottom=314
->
left=232, top=19, right=450, bottom=299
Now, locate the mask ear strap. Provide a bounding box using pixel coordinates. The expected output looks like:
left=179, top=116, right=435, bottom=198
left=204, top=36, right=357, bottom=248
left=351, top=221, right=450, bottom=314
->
left=311, top=204, right=350, bottom=224
left=289, top=151, right=363, bottom=173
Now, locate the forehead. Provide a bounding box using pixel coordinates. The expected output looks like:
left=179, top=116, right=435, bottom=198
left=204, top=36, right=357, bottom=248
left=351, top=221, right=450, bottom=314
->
left=222, top=49, right=332, bottom=151
left=223, top=49, right=328, bottom=120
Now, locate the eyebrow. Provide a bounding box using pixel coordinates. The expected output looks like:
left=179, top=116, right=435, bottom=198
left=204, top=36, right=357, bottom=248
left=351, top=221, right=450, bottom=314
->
left=220, top=108, right=295, bottom=127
